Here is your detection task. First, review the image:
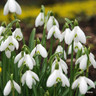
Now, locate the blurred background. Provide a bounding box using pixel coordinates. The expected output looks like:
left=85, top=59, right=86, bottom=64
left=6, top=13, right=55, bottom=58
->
left=0, top=0, right=96, bottom=95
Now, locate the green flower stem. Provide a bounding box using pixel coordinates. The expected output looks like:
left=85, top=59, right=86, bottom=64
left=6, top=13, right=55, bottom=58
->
left=2, top=52, right=7, bottom=89
left=49, top=36, right=54, bottom=57
left=41, top=27, right=46, bottom=47
left=69, top=41, right=74, bottom=96
left=86, top=58, right=90, bottom=77
left=62, top=40, right=65, bottom=60
left=54, top=85, right=57, bottom=96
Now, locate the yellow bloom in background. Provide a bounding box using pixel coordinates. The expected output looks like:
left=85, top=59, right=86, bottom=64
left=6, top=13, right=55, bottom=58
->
left=0, top=67, right=2, bottom=72
left=0, top=0, right=96, bottom=22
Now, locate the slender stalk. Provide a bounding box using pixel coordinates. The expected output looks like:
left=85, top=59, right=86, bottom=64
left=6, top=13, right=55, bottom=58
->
left=2, top=52, right=7, bottom=89
left=12, top=88, right=15, bottom=96
left=49, top=36, right=54, bottom=57
left=54, top=85, right=56, bottom=96
left=41, top=27, right=46, bottom=47
left=69, top=41, right=74, bottom=96
left=62, top=40, right=65, bottom=60
left=86, top=57, right=90, bottom=77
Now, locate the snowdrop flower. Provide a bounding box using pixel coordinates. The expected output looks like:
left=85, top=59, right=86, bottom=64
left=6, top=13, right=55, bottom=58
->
left=55, top=45, right=67, bottom=60
left=60, top=28, right=71, bottom=42
left=47, top=16, right=59, bottom=31
left=14, top=51, right=26, bottom=64
left=21, top=70, right=39, bottom=89
left=30, top=44, right=48, bottom=58
left=0, top=36, right=19, bottom=58
left=0, top=26, right=5, bottom=36
left=64, top=28, right=74, bottom=45
left=68, top=42, right=84, bottom=54
left=72, top=76, right=95, bottom=94
left=46, top=69, right=70, bottom=87
left=47, top=25, right=61, bottom=40
left=66, top=26, right=86, bottom=45
left=51, top=58, right=68, bottom=74
left=12, top=28, right=23, bottom=41
left=4, top=0, right=22, bottom=15
left=17, top=54, right=36, bottom=70
left=3, top=80, right=21, bottom=96
left=35, top=12, right=44, bottom=27
left=75, top=53, right=96, bottom=70
left=72, top=26, right=86, bottom=44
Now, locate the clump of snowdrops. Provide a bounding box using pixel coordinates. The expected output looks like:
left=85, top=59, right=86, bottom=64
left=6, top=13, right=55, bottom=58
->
left=0, top=0, right=96, bottom=96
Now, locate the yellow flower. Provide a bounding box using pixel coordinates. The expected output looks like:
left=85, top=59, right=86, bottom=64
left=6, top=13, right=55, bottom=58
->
left=0, top=67, right=2, bottom=72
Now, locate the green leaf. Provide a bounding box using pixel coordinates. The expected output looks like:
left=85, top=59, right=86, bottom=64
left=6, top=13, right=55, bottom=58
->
left=62, top=88, right=69, bottom=96
left=29, top=28, right=36, bottom=51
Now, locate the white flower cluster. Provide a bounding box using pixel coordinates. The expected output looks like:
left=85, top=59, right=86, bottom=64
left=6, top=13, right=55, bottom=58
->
left=46, top=46, right=69, bottom=87
left=0, top=26, right=23, bottom=58
left=2, top=1, right=96, bottom=95
left=35, top=11, right=96, bottom=94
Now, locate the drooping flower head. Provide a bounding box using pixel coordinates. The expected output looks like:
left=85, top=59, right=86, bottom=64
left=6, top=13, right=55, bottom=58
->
left=72, top=76, right=95, bottom=94
left=4, top=0, right=22, bottom=15
left=21, top=70, right=39, bottom=89
left=3, top=80, right=21, bottom=96
left=35, top=7, right=44, bottom=27
left=30, top=44, right=48, bottom=58
left=75, top=53, right=96, bottom=70
left=47, top=13, right=59, bottom=32
left=0, top=36, right=19, bottom=58
left=12, top=28, right=23, bottom=41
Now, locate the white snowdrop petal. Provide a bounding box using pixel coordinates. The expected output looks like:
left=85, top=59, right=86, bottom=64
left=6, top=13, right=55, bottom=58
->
left=0, top=26, right=5, bottom=35
left=5, top=50, right=11, bottom=58
left=46, top=70, right=57, bottom=87
left=18, top=57, right=24, bottom=68
left=8, top=45, right=15, bottom=51
left=64, top=50, right=67, bottom=60
left=9, top=0, right=16, bottom=13
left=14, top=52, right=22, bottom=63
left=31, top=72, right=39, bottom=81
left=89, top=54, right=96, bottom=68
left=47, top=16, right=53, bottom=31
left=15, top=1, right=22, bottom=15
left=55, top=18, right=59, bottom=29
left=54, top=26, right=61, bottom=39
left=60, top=72, right=70, bottom=87
left=79, top=78, right=88, bottom=94
left=21, top=72, right=26, bottom=86
left=84, top=77, right=95, bottom=88
left=0, top=38, right=9, bottom=51
left=37, top=44, right=48, bottom=58
left=72, top=79, right=79, bottom=89
left=13, top=81, right=21, bottom=94
left=25, top=55, right=33, bottom=69
left=68, top=45, right=72, bottom=55
left=35, top=13, right=44, bottom=27
left=47, top=16, right=59, bottom=32
left=3, top=80, right=11, bottom=96
left=13, top=28, right=23, bottom=41
left=76, top=26, right=86, bottom=44
left=75, top=55, right=84, bottom=65
left=31, top=57, right=36, bottom=66
left=30, top=47, right=36, bottom=57
left=65, top=29, right=73, bottom=45
left=80, top=55, right=87, bottom=70
left=26, top=72, right=32, bottom=89
left=47, top=26, right=54, bottom=39
left=11, top=36, right=19, bottom=50
left=55, top=45, right=63, bottom=53
left=3, top=1, right=9, bottom=15
left=60, top=59, right=68, bottom=69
